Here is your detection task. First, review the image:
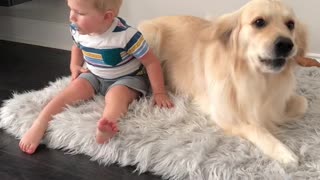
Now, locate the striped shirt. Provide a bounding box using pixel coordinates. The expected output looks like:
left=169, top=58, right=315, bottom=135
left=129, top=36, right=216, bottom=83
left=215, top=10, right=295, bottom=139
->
left=70, top=17, right=149, bottom=79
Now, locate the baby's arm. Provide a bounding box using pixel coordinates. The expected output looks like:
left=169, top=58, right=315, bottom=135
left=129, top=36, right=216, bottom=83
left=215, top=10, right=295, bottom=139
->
left=296, top=56, right=320, bottom=67
left=140, top=50, right=174, bottom=108
left=70, top=45, right=88, bottom=80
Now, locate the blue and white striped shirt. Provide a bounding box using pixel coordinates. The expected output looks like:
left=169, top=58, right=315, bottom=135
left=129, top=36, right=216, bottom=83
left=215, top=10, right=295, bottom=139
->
left=71, top=17, right=149, bottom=79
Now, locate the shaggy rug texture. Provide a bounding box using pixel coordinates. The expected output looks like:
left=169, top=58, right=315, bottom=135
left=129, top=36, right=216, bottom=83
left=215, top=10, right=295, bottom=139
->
left=1, top=67, right=320, bottom=180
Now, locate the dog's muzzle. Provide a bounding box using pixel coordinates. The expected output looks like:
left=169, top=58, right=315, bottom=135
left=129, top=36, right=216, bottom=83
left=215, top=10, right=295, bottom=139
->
left=274, top=36, right=294, bottom=58
left=260, top=58, right=286, bottom=69
left=259, top=36, right=294, bottom=70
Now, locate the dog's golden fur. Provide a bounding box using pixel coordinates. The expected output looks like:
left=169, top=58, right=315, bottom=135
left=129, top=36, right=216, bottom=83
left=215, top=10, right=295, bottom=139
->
left=139, top=0, right=308, bottom=165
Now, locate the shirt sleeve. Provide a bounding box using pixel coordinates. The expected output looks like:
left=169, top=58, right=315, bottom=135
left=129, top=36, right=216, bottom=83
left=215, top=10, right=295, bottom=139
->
left=70, top=25, right=80, bottom=48
left=124, top=31, right=150, bottom=59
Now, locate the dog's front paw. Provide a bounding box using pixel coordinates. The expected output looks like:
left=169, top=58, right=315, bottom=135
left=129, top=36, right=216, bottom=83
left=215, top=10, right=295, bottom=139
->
left=285, top=95, right=308, bottom=119
left=273, top=144, right=299, bottom=167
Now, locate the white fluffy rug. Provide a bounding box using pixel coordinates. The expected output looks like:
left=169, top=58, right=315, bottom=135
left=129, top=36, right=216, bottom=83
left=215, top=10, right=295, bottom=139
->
left=1, top=67, right=320, bottom=180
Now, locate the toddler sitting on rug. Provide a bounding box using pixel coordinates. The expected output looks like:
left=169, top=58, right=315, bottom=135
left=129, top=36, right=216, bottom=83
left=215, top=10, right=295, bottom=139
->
left=19, top=0, right=173, bottom=154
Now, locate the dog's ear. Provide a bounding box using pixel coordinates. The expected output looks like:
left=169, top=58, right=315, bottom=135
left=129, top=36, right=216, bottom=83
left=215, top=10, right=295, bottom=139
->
left=294, top=21, right=308, bottom=57
left=215, top=12, right=241, bottom=45
left=202, top=11, right=241, bottom=47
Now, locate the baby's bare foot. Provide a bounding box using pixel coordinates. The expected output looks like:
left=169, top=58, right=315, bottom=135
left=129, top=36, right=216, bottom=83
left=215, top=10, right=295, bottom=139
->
left=96, top=118, right=118, bottom=144
left=19, top=123, right=46, bottom=154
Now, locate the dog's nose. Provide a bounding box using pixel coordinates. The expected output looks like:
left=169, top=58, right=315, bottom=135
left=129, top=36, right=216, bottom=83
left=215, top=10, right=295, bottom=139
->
left=274, top=37, right=293, bottom=57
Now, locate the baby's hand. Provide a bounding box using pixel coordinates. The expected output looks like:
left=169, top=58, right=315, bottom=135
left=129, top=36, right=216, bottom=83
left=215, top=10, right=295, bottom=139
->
left=70, top=66, right=89, bottom=80
left=153, top=93, right=174, bottom=108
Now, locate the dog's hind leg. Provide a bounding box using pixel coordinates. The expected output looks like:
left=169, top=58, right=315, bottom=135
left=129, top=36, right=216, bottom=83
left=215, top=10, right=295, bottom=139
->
left=231, top=124, right=299, bottom=166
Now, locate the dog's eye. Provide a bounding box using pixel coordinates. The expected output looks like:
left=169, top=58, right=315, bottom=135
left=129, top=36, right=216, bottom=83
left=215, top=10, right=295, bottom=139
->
left=253, top=18, right=267, bottom=28
left=286, top=20, right=295, bottom=31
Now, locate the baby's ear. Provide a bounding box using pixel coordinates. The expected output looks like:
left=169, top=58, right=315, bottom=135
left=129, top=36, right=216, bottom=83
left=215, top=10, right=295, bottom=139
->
left=104, top=10, right=115, bottom=21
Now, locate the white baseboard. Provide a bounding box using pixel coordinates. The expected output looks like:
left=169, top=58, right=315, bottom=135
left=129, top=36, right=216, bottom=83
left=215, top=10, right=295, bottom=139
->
left=0, top=16, right=72, bottom=50
left=307, top=53, right=320, bottom=62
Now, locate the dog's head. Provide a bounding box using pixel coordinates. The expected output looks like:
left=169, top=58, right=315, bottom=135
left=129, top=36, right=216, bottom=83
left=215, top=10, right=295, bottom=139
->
left=213, top=0, right=307, bottom=73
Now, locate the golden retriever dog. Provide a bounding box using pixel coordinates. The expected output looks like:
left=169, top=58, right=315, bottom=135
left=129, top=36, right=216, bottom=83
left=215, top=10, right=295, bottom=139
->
left=139, top=0, right=308, bottom=166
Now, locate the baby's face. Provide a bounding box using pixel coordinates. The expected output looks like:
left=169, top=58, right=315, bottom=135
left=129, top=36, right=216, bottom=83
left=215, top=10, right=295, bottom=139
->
left=67, top=0, right=113, bottom=35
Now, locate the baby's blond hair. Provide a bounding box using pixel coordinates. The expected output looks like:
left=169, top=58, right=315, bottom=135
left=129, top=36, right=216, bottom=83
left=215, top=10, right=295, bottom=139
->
left=90, top=0, right=123, bottom=15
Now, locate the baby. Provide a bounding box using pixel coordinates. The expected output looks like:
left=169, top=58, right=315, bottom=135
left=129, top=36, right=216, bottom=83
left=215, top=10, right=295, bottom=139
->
left=19, top=0, right=173, bottom=154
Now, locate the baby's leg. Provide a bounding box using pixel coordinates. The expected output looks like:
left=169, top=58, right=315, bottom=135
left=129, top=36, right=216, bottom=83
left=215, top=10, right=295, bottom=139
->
left=19, top=78, right=95, bottom=154
left=96, top=85, right=139, bottom=144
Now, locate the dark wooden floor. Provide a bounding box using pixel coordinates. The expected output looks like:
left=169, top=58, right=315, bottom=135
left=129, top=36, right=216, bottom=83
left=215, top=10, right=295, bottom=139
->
left=0, top=40, right=162, bottom=180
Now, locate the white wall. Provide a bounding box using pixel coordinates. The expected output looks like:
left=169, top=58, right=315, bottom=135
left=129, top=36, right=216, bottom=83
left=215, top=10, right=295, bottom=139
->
left=284, top=0, right=320, bottom=57
left=0, top=0, right=319, bottom=58
left=121, top=0, right=247, bottom=25
left=0, top=0, right=71, bottom=50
